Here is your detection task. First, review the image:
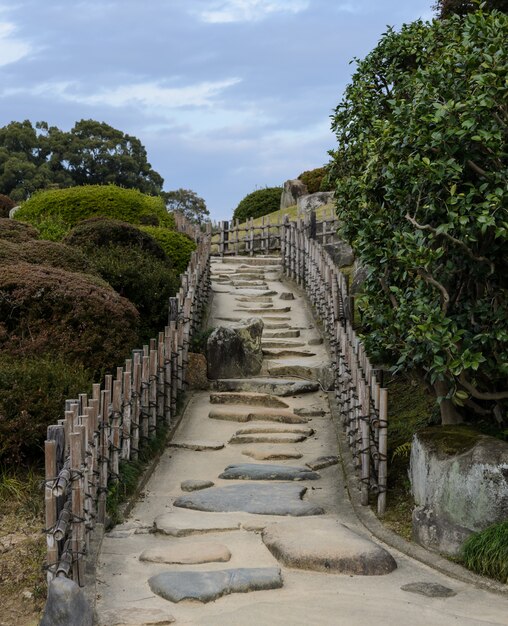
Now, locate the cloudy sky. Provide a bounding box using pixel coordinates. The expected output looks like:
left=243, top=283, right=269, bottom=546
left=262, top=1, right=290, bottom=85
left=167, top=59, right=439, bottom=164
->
left=0, top=0, right=432, bottom=220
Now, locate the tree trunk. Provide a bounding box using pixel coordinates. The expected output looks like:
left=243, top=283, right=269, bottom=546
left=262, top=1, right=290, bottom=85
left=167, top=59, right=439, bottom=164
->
left=434, top=380, right=463, bottom=425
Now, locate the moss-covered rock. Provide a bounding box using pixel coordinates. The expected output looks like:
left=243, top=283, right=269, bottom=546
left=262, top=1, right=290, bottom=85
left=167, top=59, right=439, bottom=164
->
left=0, top=218, right=39, bottom=242
left=0, top=262, right=139, bottom=373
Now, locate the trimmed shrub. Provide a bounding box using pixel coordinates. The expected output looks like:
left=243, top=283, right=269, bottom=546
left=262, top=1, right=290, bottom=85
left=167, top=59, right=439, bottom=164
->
left=0, top=263, right=139, bottom=373
left=298, top=167, right=333, bottom=194
left=87, top=245, right=179, bottom=341
left=461, top=522, right=508, bottom=583
left=65, top=218, right=167, bottom=260
left=0, top=194, right=15, bottom=218
left=232, top=187, right=283, bottom=223
left=0, top=239, right=97, bottom=275
left=0, top=217, right=39, bottom=242
left=0, top=355, right=93, bottom=464
left=140, top=227, right=196, bottom=274
left=15, top=185, right=174, bottom=237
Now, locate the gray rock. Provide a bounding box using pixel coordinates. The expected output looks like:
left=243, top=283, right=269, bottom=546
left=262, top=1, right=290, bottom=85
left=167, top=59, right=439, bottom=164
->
left=209, top=407, right=308, bottom=424
left=281, top=179, right=308, bottom=209
left=98, top=607, right=175, bottom=625
left=279, top=292, right=295, bottom=300
left=401, top=582, right=457, bottom=598
left=181, top=479, right=215, bottom=491
left=149, top=567, right=283, bottom=603
left=409, top=427, right=508, bottom=555
left=296, top=191, right=334, bottom=212
left=324, top=241, right=354, bottom=268
left=154, top=512, right=241, bottom=536
left=306, top=456, right=338, bottom=470
left=212, top=378, right=319, bottom=396
left=219, top=463, right=320, bottom=481
left=209, top=391, right=289, bottom=408
left=263, top=330, right=300, bottom=338
left=207, top=318, right=264, bottom=379
left=263, top=349, right=316, bottom=358
left=294, top=406, right=326, bottom=417
left=307, top=335, right=323, bottom=346
left=265, top=360, right=334, bottom=390
left=174, top=483, right=325, bottom=516
left=230, top=433, right=308, bottom=445
left=169, top=440, right=224, bottom=451
left=40, top=577, right=93, bottom=626
left=262, top=519, right=397, bottom=575
left=242, top=447, right=303, bottom=460
left=140, top=542, right=231, bottom=565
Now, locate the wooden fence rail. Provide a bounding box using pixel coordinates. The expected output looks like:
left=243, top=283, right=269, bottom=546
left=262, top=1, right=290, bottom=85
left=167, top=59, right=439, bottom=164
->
left=43, top=235, right=211, bottom=586
left=211, top=213, right=388, bottom=515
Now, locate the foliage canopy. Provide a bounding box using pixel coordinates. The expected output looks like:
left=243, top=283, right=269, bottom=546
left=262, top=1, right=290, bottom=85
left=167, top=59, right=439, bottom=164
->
left=163, top=188, right=210, bottom=224
left=233, top=187, right=283, bottom=222
left=328, top=10, right=508, bottom=424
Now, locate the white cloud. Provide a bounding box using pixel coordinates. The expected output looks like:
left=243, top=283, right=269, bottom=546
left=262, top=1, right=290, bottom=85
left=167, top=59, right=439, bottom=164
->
left=0, top=21, right=31, bottom=66
left=195, top=0, right=308, bottom=24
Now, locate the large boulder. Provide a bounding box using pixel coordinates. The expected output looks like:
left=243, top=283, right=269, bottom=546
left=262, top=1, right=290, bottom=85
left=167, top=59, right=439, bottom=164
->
left=409, top=426, right=508, bottom=556
left=296, top=191, right=334, bottom=212
left=40, top=577, right=93, bottom=626
left=324, top=241, right=354, bottom=268
left=207, top=318, right=263, bottom=379
left=280, top=179, right=308, bottom=209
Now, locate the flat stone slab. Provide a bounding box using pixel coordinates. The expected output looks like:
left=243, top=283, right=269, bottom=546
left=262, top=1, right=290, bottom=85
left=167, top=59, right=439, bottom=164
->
left=209, top=408, right=308, bottom=424
left=262, top=341, right=307, bottom=349
left=306, top=456, right=338, bottom=470
left=242, top=447, right=303, bottom=460
left=235, top=289, right=277, bottom=296
left=219, top=463, right=320, bottom=481
left=401, top=582, right=457, bottom=598
left=234, top=425, right=314, bottom=436
left=174, top=483, right=324, bottom=516
left=140, top=542, right=231, bottom=565
left=264, top=323, right=291, bottom=330
left=237, top=303, right=273, bottom=309
left=212, top=378, right=319, bottom=396
left=154, top=513, right=241, bottom=536
left=294, top=406, right=326, bottom=417
left=262, top=519, right=397, bottom=575
left=210, top=392, right=289, bottom=408
left=169, top=440, right=224, bottom=451
left=264, top=330, right=301, bottom=338
left=98, top=608, right=175, bottom=625
left=238, top=307, right=291, bottom=314
left=149, top=567, right=282, bottom=604
left=263, top=349, right=316, bottom=358
left=181, top=479, right=215, bottom=492
left=235, top=295, right=273, bottom=302
left=280, top=292, right=295, bottom=300
left=229, top=432, right=310, bottom=445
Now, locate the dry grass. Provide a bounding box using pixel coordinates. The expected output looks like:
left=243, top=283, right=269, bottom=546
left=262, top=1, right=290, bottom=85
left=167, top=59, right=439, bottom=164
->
left=0, top=468, right=46, bottom=626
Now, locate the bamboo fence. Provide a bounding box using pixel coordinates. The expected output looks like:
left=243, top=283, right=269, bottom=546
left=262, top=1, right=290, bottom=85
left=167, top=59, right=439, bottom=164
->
left=43, top=235, right=211, bottom=586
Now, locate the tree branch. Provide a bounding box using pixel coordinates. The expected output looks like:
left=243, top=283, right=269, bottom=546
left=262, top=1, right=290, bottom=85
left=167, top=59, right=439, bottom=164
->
left=378, top=272, right=399, bottom=310
left=466, top=159, right=488, bottom=177
left=405, top=213, right=495, bottom=274
left=459, top=373, right=508, bottom=401
left=416, top=268, right=450, bottom=314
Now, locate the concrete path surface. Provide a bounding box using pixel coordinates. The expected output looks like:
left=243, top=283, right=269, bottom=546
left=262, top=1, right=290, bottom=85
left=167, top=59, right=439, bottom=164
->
left=95, top=256, right=508, bottom=626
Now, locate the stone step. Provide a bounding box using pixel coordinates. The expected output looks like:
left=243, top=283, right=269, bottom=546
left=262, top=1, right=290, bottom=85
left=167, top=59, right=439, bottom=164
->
left=242, top=447, right=303, bottom=461
left=208, top=408, right=309, bottom=424
left=168, top=440, right=225, bottom=451
left=219, top=463, right=320, bottom=481
left=231, top=281, right=268, bottom=287
left=212, top=378, right=319, bottom=396
left=154, top=512, right=241, bottom=536
left=237, top=306, right=290, bottom=314
left=263, top=349, right=316, bottom=358
left=216, top=257, right=281, bottom=266
left=234, top=285, right=271, bottom=291
left=140, top=542, right=231, bottom=565
left=264, top=323, right=291, bottom=330
left=265, top=360, right=333, bottom=389
left=262, top=519, right=397, bottom=575
left=235, top=289, right=277, bottom=297
left=209, top=392, right=290, bottom=408
left=262, top=340, right=307, bottom=349
left=237, top=303, right=274, bottom=309
left=263, top=330, right=301, bottom=338
left=98, top=608, right=175, bottom=626
left=234, top=425, right=314, bottom=436
left=235, top=295, right=273, bottom=302
left=229, top=433, right=309, bottom=445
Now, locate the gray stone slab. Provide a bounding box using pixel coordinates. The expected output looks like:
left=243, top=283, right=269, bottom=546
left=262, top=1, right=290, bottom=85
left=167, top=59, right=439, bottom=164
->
left=40, top=577, right=93, bottom=626
left=237, top=307, right=291, bottom=314
left=401, top=582, right=457, bottom=598
left=262, top=341, right=307, bottom=349
left=263, top=349, right=316, bottom=358
left=154, top=513, right=241, bottom=536
left=234, top=425, right=314, bottom=436
left=262, top=519, right=397, bottom=575
left=181, top=479, right=215, bottom=492
left=229, top=433, right=309, bottom=445
left=98, top=608, right=175, bottom=625
left=235, top=289, right=277, bottom=296
left=264, top=330, right=301, bottom=338
left=280, top=292, right=295, bottom=300
left=306, top=456, right=338, bottom=470
left=212, top=378, right=319, bottom=396
left=210, top=392, right=289, bottom=408
left=148, top=567, right=283, bottom=603
left=174, top=483, right=324, bottom=516
left=294, top=406, right=326, bottom=417
left=209, top=408, right=308, bottom=424
left=242, top=447, right=303, bottom=460
left=219, top=463, right=320, bottom=481
left=140, top=542, right=231, bottom=565
left=168, top=440, right=224, bottom=451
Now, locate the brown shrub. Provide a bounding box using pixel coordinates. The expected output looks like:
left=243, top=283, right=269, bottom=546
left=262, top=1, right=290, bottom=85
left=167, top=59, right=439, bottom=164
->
left=0, top=263, right=140, bottom=373
left=0, top=239, right=97, bottom=275
left=0, top=218, right=39, bottom=242
left=0, top=194, right=15, bottom=218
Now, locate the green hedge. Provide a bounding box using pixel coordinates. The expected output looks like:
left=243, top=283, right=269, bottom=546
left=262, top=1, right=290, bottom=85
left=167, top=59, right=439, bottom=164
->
left=15, top=185, right=174, bottom=238
left=298, top=167, right=333, bottom=194
left=140, top=227, right=196, bottom=275
left=232, top=187, right=282, bottom=223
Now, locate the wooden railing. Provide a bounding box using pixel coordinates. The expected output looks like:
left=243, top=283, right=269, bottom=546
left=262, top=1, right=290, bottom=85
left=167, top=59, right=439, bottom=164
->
left=43, top=236, right=211, bottom=586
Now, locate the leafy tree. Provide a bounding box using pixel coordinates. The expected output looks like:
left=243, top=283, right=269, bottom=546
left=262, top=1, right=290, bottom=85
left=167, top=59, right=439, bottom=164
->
left=0, top=119, right=164, bottom=200
left=435, top=0, right=508, bottom=18
left=233, top=187, right=283, bottom=222
left=328, top=10, right=508, bottom=425
left=163, top=188, right=210, bottom=224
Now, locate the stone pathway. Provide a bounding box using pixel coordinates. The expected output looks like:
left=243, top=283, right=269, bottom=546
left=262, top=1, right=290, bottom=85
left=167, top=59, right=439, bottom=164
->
left=95, top=256, right=508, bottom=626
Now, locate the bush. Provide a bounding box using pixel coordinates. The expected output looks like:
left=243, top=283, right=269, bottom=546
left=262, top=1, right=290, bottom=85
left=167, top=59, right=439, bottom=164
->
left=86, top=245, right=179, bottom=341
left=0, top=355, right=93, bottom=464
left=298, top=167, right=333, bottom=194
left=140, top=227, right=196, bottom=274
left=65, top=218, right=167, bottom=260
left=0, top=217, right=38, bottom=242
left=233, top=187, right=283, bottom=223
left=15, top=185, right=174, bottom=237
left=0, top=194, right=15, bottom=218
left=0, top=239, right=97, bottom=274
left=0, top=263, right=139, bottom=374
left=461, top=522, right=508, bottom=583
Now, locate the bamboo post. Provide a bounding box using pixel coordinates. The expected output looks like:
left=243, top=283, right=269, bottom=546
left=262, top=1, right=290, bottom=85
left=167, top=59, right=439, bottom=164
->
left=111, top=380, right=121, bottom=481
left=377, top=388, right=388, bottom=516
left=131, top=351, right=141, bottom=461
left=45, top=440, right=58, bottom=583
left=360, top=379, right=370, bottom=506
left=122, top=370, right=132, bottom=460
left=97, top=389, right=109, bottom=525
left=149, top=348, right=158, bottom=435
left=70, top=431, right=84, bottom=585
left=141, top=355, right=150, bottom=442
